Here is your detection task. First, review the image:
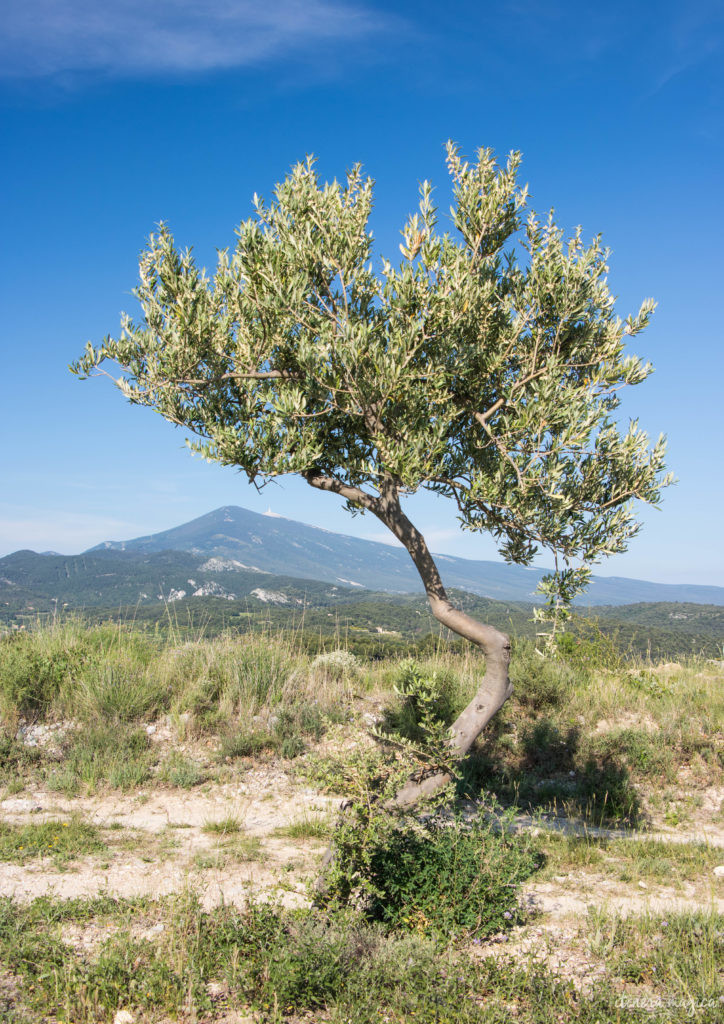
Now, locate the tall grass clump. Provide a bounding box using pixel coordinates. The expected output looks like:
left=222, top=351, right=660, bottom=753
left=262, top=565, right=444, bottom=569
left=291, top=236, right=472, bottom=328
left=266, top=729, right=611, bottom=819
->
left=509, top=639, right=577, bottom=711
left=162, top=631, right=302, bottom=731
left=71, top=664, right=166, bottom=724
left=0, top=620, right=100, bottom=724
left=0, top=618, right=162, bottom=729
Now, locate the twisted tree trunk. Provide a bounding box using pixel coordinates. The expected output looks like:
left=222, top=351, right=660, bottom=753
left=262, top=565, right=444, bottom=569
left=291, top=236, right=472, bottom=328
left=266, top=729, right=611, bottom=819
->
left=377, top=500, right=512, bottom=805
left=305, top=472, right=513, bottom=806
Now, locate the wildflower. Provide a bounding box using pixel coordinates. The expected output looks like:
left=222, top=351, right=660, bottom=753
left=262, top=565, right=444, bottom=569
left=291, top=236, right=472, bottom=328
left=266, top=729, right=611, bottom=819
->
left=503, top=911, right=512, bottom=919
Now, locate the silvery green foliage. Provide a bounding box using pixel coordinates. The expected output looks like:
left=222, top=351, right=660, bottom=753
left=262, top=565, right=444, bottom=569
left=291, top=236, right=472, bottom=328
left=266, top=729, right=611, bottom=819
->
left=71, top=144, right=672, bottom=611
left=311, top=650, right=359, bottom=671
left=371, top=660, right=461, bottom=781
left=533, top=565, right=593, bottom=652
left=310, top=650, right=359, bottom=680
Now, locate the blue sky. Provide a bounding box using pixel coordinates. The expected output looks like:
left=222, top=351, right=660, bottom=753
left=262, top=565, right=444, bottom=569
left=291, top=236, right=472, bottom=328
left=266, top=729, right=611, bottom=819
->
left=1, top=0, right=722, bottom=586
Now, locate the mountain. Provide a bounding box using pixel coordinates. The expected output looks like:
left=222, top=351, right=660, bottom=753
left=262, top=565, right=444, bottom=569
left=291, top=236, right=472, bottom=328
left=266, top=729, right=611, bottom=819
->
left=88, top=505, right=724, bottom=607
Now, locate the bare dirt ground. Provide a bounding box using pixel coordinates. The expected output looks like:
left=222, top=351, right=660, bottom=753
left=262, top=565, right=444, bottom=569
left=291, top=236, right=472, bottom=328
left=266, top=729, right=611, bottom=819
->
left=2, top=710, right=723, bottom=1020
left=2, top=756, right=723, bottom=918
left=0, top=767, right=337, bottom=908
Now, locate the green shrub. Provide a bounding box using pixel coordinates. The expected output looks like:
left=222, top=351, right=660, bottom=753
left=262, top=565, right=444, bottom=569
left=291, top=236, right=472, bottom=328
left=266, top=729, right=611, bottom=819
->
left=381, top=659, right=461, bottom=742
left=218, top=730, right=278, bottom=759
left=318, top=805, right=541, bottom=938
left=0, top=630, right=86, bottom=721
left=158, top=751, right=203, bottom=789
left=509, top=642, right=576, bottom=710
left=47, top=723, right=152, bottom=794
left=556, top=619, right=623, bottom=670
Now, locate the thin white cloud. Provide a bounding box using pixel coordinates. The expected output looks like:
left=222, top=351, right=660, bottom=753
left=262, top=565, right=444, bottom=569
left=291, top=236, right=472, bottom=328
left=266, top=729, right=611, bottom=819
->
left=0, top=512, right=148, bottom=556
left=1, top=0, right=389, bottom=80
left=361, top=530, right=404, bottom=548
left=646, top=2, right=724, bottom=99
left=361, top=526, right=485, bottom=553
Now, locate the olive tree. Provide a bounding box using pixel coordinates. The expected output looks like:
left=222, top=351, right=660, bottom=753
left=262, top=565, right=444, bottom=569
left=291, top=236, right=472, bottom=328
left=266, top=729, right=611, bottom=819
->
left=72, top=143, right=670, bottom=804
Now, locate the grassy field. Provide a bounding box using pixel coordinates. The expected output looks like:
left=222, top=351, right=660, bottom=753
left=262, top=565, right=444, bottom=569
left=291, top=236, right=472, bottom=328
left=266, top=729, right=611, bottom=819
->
left=0, top=619, right=722, bottom=1022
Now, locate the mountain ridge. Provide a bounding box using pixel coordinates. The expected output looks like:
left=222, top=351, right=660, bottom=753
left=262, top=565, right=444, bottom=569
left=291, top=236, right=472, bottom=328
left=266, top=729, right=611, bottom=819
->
left=85, top=504, right=724, bottom=607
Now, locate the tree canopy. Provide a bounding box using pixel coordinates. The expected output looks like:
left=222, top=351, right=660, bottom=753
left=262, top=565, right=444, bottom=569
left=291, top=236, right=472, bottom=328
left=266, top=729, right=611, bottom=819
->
left=72, top=143, right=671, bottom=800
left=72, top=144, right=669, bottom=593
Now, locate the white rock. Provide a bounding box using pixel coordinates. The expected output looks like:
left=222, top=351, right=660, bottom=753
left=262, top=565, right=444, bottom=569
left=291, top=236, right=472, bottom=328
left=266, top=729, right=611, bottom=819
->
left=0, top=798, right=37, bottom=812
left=714, top=865, right=724, bottom=878
left=251, top=587, right=289, bottom=604
left=113, top=1011, right=135, bottom=1024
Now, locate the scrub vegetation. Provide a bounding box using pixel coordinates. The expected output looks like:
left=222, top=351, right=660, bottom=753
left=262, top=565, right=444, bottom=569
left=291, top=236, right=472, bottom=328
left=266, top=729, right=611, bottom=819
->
left=0, top=618, right=722, bottom=1022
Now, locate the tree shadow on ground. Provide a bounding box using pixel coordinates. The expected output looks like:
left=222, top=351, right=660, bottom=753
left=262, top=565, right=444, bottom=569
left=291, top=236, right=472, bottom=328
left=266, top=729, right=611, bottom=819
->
left=459, top=717, right=644, bottom=828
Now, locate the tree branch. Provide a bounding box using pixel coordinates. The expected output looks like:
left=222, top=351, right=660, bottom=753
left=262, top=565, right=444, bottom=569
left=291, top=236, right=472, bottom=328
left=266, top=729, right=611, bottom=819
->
left=304, top=471, right=382, bottom=514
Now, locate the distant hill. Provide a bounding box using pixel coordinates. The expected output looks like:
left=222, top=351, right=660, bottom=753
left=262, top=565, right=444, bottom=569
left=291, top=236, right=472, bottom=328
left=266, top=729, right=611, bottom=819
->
left=87, top=505, right=724, bottom=607
left=1, top=545, right=722, bottom=659
left=0, top=547, right=342, bottom=618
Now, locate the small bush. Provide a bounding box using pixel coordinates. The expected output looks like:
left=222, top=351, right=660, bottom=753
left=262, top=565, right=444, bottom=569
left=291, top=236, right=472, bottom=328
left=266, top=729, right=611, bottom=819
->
left=509, top=642, right=576, bottom=710
left=47, top=724, right=153, bottom=795
left=158, top=752, right=203, bottom=789
left=380, top=659, right=459, bottom=747
left=218, top=730, right=278, bottom=759
left=318, top=805, right=542, bottom=938
left=0, top=628, right=87, bottom=721
left=556, top=620, right=623, bottom=670
left=310, top=649, right=359, bottom=682
left=300, top=748, right=390, bottom=793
